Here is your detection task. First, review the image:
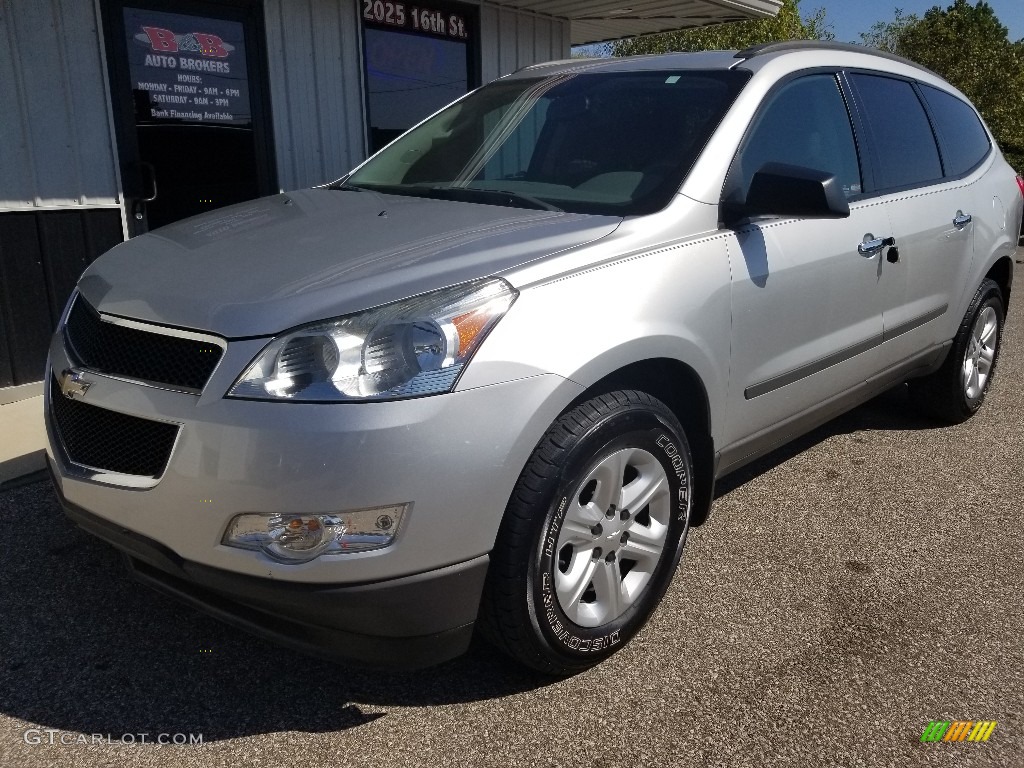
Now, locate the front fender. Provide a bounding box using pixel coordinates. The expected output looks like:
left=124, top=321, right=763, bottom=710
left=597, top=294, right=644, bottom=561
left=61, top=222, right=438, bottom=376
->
left=457, top=233, right=733, bottom=446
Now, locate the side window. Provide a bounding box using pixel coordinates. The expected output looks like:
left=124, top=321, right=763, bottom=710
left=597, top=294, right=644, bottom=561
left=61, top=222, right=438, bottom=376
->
left=849, top=74, right=943, bottom=190
left=733, top=74, right=863, bottom=200
left=920, top=84, right=991, bottom=177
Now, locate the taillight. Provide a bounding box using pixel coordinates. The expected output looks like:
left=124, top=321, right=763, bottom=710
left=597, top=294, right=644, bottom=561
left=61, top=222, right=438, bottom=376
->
left=1017, top=174, right=1024, bottom=198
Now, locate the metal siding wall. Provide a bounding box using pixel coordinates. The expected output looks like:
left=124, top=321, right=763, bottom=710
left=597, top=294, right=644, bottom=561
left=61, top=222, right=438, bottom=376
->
left=264, top=0, right=366, bottom=192
left=516, top=12, right=535, bottom=66
left=0, top=209, right=123, bottom=387
left=480, top=5, right=501, bottom=84
left=498, top=7, right=518, bottom=75
left=0, top=0, right=120, bottom=210
left=478, top=2, right=569, bottom=81
left=534, top=13, right=552, bottom=63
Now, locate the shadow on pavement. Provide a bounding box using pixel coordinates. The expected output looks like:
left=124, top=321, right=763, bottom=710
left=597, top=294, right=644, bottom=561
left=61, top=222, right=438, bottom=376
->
left=0, top=482, right=554, bottom=742
left=713, top=383, right=944, bottom=499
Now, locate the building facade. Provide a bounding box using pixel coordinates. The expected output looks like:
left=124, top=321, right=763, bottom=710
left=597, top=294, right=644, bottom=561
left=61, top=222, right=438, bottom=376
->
left=0, top=0, right=780, bottom=398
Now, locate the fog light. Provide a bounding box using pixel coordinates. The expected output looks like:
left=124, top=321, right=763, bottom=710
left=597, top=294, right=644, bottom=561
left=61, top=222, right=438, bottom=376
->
left=222, top=504, right=408, bottom=563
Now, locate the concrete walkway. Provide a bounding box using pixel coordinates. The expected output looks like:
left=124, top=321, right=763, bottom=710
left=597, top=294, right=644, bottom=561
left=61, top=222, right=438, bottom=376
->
left=0, top=395, right=46, bottom=488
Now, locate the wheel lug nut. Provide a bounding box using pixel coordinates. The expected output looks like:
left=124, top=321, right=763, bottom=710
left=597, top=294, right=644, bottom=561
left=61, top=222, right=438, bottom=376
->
left=620, top=532, right=629, bottom=544
left=605, top=551, right=616, bottom=563
left=606, top=505, right=616, bottom=519
left=620, top=508, right=630, bottom=520
left=591, top=523, right=603, bottom=536
left=592, top=547, right=603, bottom=561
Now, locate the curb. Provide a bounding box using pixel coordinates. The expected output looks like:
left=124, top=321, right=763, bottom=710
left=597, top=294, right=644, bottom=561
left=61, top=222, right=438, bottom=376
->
left=0, top=468, right=49, bottom=492
left=0, top=449, right=48, bottom=492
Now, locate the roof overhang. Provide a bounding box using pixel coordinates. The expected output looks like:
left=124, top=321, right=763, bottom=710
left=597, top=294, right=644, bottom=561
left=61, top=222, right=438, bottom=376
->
left=487, top=0, right=783, bottom=46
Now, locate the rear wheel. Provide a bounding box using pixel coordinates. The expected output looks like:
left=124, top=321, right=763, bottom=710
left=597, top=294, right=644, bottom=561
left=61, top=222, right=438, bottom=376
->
left=479, top=390, right=693, bottom=675
left=909, top=278, right=1004, bottom=423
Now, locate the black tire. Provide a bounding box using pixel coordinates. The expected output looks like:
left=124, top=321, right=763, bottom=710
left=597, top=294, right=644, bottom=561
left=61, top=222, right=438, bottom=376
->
left=479, top=390, right=694, bottom=675
left=909, top=278, right=1005, bottom=424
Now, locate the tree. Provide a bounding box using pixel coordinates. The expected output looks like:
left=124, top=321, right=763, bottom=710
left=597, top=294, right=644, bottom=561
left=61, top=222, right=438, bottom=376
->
left=611, top=0, right=832, bottom=57
left=860, top=8, right=918, bottom=53
left=862, top=2, right=1024, bottom=171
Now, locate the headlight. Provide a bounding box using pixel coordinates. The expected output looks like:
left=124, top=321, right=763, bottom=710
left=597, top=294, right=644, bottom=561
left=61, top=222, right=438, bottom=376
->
left=227, top=278, right=517, bottom=401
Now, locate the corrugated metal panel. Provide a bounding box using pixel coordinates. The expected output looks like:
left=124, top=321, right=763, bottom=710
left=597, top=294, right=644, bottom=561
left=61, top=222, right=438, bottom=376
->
left=0, top=209, right=123, bottom=387
left=479, top=2, right=571, bottom=79
left=263, top=0, right=367, bottom=192
left=480, top=5, right=502, bottom=83
left=0, top=0, right=120, bottom=211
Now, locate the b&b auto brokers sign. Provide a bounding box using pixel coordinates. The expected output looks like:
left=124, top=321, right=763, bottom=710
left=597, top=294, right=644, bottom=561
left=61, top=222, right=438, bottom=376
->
left=124, top=8, right=252, bottom=126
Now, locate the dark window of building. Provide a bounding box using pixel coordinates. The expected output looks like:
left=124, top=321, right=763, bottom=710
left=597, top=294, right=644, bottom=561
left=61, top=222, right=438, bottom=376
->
left=732, top=74, right=862, bottom=200
left=920, top=84, right=991, bottom=177
left=850, top=73, right=943, bottom=191
left=362, top=3, right=476, bottom=154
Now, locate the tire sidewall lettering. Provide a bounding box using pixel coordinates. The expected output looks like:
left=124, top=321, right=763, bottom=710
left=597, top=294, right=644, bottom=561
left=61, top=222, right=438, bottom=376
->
left=655, top=433, right=691, bottom=519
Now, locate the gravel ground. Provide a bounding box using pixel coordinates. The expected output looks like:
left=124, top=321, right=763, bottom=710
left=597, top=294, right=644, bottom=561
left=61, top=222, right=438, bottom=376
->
left=1, top=267, right=1022, bottom=768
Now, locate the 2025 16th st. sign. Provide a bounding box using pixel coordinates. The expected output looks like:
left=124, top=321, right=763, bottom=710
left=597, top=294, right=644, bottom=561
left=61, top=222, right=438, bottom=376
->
left=361, top=0, right=469, bottom=39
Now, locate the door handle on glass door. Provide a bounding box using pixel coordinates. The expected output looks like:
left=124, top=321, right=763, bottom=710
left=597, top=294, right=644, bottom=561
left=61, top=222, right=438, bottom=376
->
left=140, top=161, right=158, bottom=203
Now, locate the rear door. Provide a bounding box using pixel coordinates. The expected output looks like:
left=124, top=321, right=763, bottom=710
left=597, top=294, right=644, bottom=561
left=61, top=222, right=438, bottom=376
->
left=721, top=73, right=889, bottom=451
left=847, top=73, right=981, bottom=366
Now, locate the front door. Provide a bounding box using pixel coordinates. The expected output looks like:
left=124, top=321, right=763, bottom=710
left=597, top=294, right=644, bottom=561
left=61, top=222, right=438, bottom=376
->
left=102, top=0, right=275, bottom=235
left=720, top=73, right=887, bottom=452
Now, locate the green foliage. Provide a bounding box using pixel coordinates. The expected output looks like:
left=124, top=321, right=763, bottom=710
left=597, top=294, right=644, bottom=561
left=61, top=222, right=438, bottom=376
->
left=611, top=0, right=832, bottom=57
left=860, top=8, right=919, bottom=52
left=862, top=2, right=1024, bottom=171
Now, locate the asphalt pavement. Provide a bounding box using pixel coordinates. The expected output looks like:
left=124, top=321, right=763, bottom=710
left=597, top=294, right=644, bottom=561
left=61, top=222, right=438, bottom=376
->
left=1, top=271, right=1022, bottom=768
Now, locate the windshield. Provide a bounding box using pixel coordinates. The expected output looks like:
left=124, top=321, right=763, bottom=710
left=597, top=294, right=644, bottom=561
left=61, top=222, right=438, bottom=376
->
left=342, top=69, right=749, bottom=216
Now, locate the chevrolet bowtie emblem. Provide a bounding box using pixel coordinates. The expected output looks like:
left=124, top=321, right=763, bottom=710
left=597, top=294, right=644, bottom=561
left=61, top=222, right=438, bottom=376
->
left=59, top=369, right=92, bottom=400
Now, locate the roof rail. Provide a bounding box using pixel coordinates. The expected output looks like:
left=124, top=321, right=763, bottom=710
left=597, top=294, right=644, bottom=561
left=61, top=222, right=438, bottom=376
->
left=735, top=40, right=934, bottom=75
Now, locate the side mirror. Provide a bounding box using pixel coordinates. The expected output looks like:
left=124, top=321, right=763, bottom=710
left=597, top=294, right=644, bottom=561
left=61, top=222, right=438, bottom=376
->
left=723, top=162, right=851, bottom=224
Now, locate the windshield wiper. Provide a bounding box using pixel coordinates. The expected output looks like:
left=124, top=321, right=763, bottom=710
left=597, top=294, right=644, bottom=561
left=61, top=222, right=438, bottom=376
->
left=328, top=181, right=367, bottom=191
left=433, top=186, right=563, bottom=212
left=329, top=182, right=563, bottom=212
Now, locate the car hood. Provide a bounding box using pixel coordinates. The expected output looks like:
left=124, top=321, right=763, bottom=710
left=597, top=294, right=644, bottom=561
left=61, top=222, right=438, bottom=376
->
left=77, top=189, right=620, bottom=338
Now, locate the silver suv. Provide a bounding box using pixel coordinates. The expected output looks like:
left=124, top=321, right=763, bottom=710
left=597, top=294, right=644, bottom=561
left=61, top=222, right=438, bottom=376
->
left=46, top=42, right=1020, bottom=675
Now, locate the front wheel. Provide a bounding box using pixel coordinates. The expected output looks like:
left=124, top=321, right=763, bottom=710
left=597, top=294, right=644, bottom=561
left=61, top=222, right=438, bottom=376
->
left=479, top=390, right=694, bottom=675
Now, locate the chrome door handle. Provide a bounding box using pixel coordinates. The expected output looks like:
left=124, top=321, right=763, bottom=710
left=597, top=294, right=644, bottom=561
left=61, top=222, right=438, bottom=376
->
left=953, top=210, right=972, bottom=230
left=859, top=234, right=895, bottom=257
left=140, top=161, right=158, bottom=203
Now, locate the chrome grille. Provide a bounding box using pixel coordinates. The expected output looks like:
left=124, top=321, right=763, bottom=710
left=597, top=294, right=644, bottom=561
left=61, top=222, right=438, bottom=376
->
left=49, top=375, right=179, bottom=478
left=63, top=295, right=223, bottom=392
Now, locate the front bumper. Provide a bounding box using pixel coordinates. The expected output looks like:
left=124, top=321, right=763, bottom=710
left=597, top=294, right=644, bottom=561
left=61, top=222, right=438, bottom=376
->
left=45, top=326, right=581, bottom=582
left=55, top=468, right=489, bottom=668
left=45, top=323, right=585, bottom=665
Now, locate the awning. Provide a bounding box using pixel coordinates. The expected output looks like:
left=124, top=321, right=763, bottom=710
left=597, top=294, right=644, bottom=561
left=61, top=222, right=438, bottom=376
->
left=489, top=0, right=784, bottom=46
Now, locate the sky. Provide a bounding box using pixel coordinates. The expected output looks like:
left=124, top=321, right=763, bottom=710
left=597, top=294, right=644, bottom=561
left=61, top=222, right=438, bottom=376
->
left=823, top=0, right=1024, bottom=44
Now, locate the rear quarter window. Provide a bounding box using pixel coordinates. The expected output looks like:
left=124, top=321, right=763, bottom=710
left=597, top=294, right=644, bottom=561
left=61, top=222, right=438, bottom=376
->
left=920, top=84, right=991, bottom=177
left=850, top=73, right=943, bottom=191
